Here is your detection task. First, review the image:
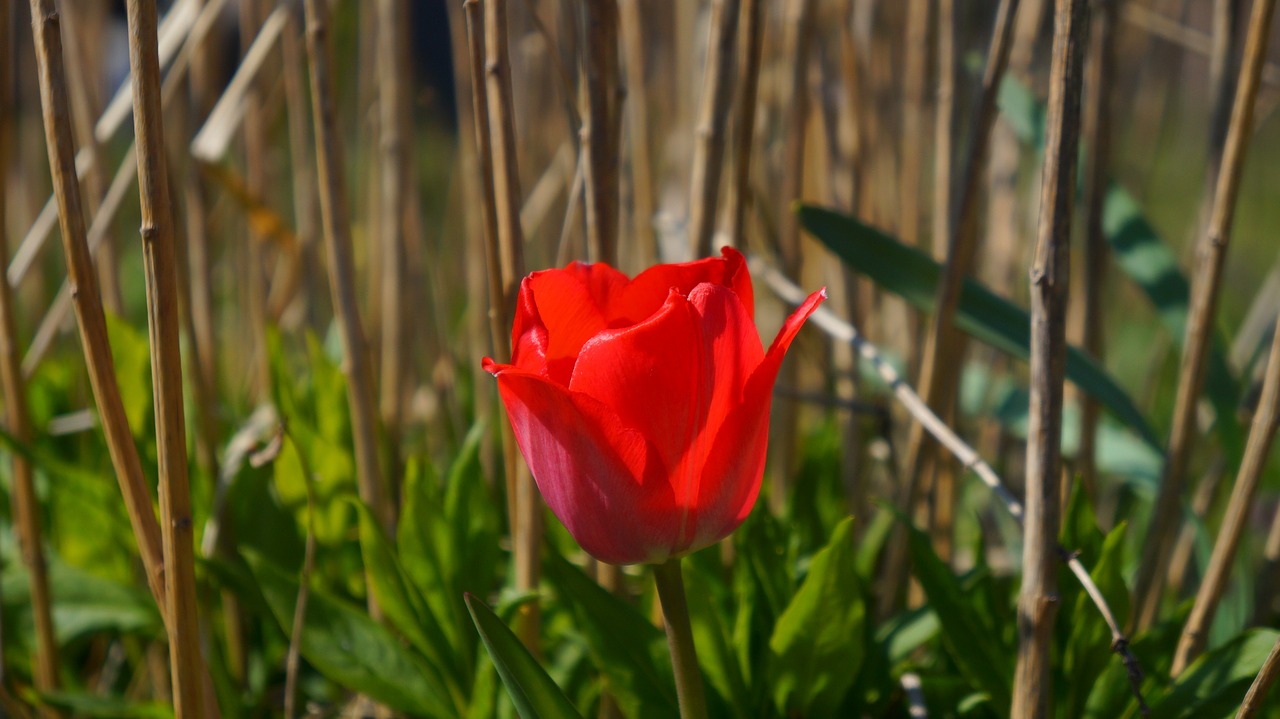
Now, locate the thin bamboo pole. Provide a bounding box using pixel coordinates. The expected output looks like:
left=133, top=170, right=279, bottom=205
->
left=1132, top=0, right=1277, bottom=633
left=581, top=0, right=620, bottom=265
left=1173, top=314, right=1280, bottom=674
left=770, top=0, right=813, bottom=513
left=301, top=0, right=392, bottom=538
left=687, top=0, right=740, bottom=258
left=617, top=0, right=656, bottom=267
left=377, top=0, right=410, bottom=492
left=932, top=0, right=956, bottom=261
left=1077, top=0, right=1116, bottom=496
left=883, top=0, right=1023, bottom=613
left=1010, top=1, right=1087, bottom=716
left=481, top=0, right=540, bottom=651
left=0, top=0, right=59, bottom=707
left=27, top=0, right=167, bottom=622
left=122, top=0, right=208, bottom=714
left=723, top=0, right=762, bottom=251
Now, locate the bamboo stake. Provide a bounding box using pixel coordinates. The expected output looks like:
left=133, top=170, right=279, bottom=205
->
left=1173, top=314, right=1280, bottom=674
left=27, top=0, right=167, bottom=622
left=899, top=0, right=929, bottom=253
left=0, top=0, right=59, bottom=706
left=1133, top=0, right=1277, bottom=633
left=1237, top=633, right=1280, bottom=718
left=687, top=0, right=740, bottom=258
left=933, top=0, right=955, bottom=259
left=122, top=0, right=208, bottom=714
left=723, top=0, right=762, bottom=251
left=1010, top=1, right=1087, bottom=716
left=377, top=0, right=410, bottom=488
left=581, top=0, right=620, bottom=265
left=481, top=0, right=540, bottom=650
left=1077, top=0, right=1117, bottom=496
left=302, top=0, right=392, bottom=537
left=754, top=257, right=1147, bottom=712
left=617, top=0, right=655, bottom=266
left=770, top=0, right=813, bottom=513
left=883, top=0, right=1023, bottom=612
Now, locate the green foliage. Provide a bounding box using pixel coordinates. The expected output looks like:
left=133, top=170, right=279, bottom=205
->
left=797, top=203, right=1160, bottom=449
left=767, top=517, right=866, bottom=716
left=467, top=594, right=584, bottom=719
left=245, top=551, right=456, bottom=717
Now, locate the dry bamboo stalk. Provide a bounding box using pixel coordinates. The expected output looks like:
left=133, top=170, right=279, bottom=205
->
left=1133, top=0, right=1277, bottom=633
left=898, top=0, right=929, bottom=252
left=0, top=0, right=59, bottom=705
left=1077, top=0, right=1117, bottom=496
left=27, top=0, right=167, bottom=620
left=617, top=0, right=656, bottom=267
left=60, top=2, right=122, bottom=316
left=770, top=0, right=813, bottom=513
left=464, top=0, right=512, bottom=525
left=1173, top=315, right=1280, bottom=674
left=1010, top=1, right=1087, bottom=716
left=933, top=0, right=955, bottom=259
left=302, top=0, right=392, bottom=537
left=122, top=0, right=208, bottom=714
left=581, top=0, right=620, bottom=265
left=482, top=0, right=541, bottom=651
left=687, top=0, right=740, bottom=258
left=755, top=257, right=1147, bottom=711
left=883, top=0, right=1023, bottom=612
left=723, top=0, right=762, bottom=251
left=1205, top=0, right=1244, bottom=196
left=1237, top=633, right=1280, bottom=718
left=377, top=0, right=410, bottom=484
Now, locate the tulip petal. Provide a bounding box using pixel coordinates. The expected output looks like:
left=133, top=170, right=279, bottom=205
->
left=512, top=263, right=630, bottom=383
left=570, top=291, right=707, bottom=479
left=611, top=247, right=754, bottom=325
left=492, top=368, right=677, bottom=565
left=686, top=288, right=827, bottom=547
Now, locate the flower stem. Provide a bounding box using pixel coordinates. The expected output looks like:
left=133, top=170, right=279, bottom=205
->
left=653, top=558, right=708, bottom=719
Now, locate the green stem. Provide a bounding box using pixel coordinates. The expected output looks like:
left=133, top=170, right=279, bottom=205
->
left=653, top=558, right=708, bottom=719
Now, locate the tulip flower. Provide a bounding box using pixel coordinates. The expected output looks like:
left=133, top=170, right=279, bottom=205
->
left=483, top=247, right=824, bottom=566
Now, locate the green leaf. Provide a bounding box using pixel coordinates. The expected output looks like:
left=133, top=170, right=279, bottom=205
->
left=685, top=564, right=751, bottom=716
left=906, top=521, right=1013, bottom=714
left=465, top=594, right=584, bottom=719
left=243, top=551, right=454, bottom=717
left=542, top=552, right=679, bottom=719
left=35, top=691, right=173, bottom=719
left=350, top=499, right=466, bottom=707
left=767, top=517, right=866, bottom=716
left=798, top=204, right=1160, bottom=450
left=1102, top=186, right=1244, bottom=459
left=1146, top=629, right=1280, bottom=719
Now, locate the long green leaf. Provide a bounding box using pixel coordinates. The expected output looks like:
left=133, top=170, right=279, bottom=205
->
left=799, top=203, right=1160, bottom=449
left=906, top=521, right=1013, bottom=714
left=244, top=551, right=454, bottom=717
left=351, top=499, right=467, bottom=706
left=767, top=516, right=867, bottom=716
left=465, top=594, right=584, bottom=719
left=1146, top=629, right=1280, bottom=719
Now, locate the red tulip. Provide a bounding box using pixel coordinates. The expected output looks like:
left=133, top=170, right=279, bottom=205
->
left=483, top=248, right=824, bottom=565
